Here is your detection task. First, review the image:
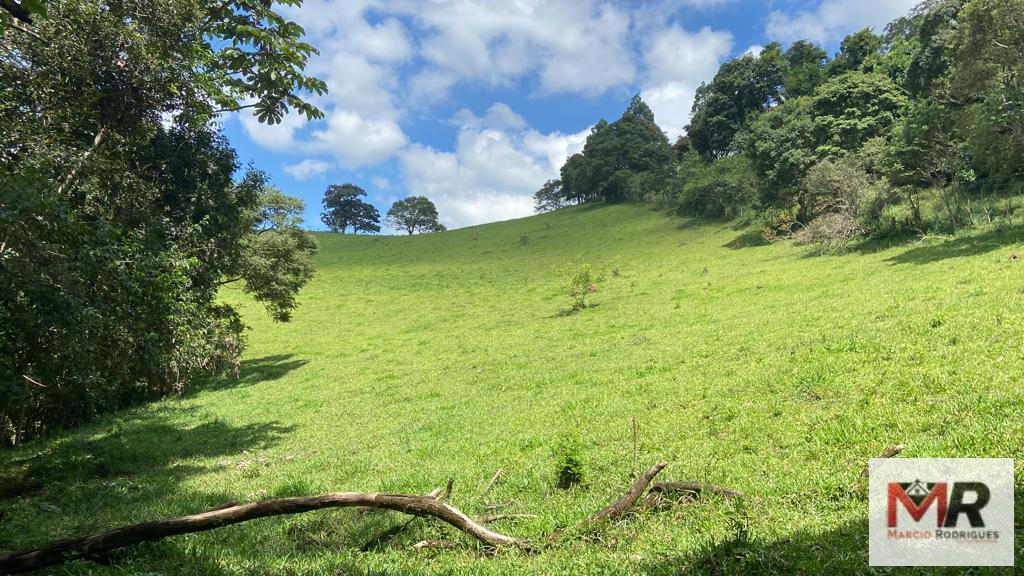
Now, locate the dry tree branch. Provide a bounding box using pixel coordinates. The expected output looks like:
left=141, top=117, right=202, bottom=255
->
left=582, top=461, right=668, bottom=527
left=412, top=539, right=456, bottom=551
left=477, top=514, right=537, bottom=524
left=0, top=489, right=526, bottom=574
left=481, top=469, right=502, bottom=498
left=643, top=481, right=746, bottom=508
left=360, top=480, right=452, bottom=552
left=859, top=444, right=906, bottom=480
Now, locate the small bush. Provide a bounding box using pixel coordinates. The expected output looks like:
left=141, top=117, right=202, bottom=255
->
left=554, top=260, right=607, bottom=310
left=554, top=431, right=587, bottom=489
left=794, top=212, right=863, bottom=253
left=677, top=155, right=759, bottom=219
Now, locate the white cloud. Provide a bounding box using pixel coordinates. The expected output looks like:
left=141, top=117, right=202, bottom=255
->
left=405, top=0, right=636, bottom=96
left=766, top=0, right=919, bottom=44
left=641, top=26, right=733, bottom=140
left=284, top=159, right=334, bottom=180
left=371, top=176, right=392, bottom=190
left=399, top=105, right=589, bottom=229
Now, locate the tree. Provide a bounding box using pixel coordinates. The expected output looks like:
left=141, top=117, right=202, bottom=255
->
left=812, top=71, right=909, bottom=158
left=784, top=40, right=829, bottom=98
left=573, top=96, right=673, bottom=203
left=387, top=197, right=446, bottom=235
left=743, top=96, right=821, bottom=208
left=687, top=44, right=786, bottom=160
left=0, top=0, right=323, bottom=444
left=321, top=184, right=381, bottom=234
left=952, top=0, right=1024, bottom=178
left=533, top=179, right=570, bottom=213
left=828, top=28, right=883, bottom=76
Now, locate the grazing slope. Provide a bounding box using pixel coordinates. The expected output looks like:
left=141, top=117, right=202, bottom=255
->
left=2, top=204, right=1023, bottom=574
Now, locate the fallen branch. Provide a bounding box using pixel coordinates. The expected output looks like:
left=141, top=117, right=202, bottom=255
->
left=360, top=481, right=450, bottom=552
left=583, top=461, right=668, bottom=527
left=859, top=444, right=905, bottom=480
left=0, top=490, right=526, bottom=574
left=644, top=481, right=745, bottom=508
left=483, top=499, right=512, bottom=511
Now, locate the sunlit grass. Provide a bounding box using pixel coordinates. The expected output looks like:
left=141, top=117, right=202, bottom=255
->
left=2, top=204, right=1023, bottom=574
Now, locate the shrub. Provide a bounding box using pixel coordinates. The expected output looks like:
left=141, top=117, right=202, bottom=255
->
left=554, top=260, right=607, bottom=311
left=554, top=431, right=587, bottom=489
left=677, top=155, right=759, bottom=218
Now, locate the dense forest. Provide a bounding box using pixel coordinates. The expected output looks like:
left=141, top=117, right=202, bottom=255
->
left=535, top=0, right=1023, bottom=252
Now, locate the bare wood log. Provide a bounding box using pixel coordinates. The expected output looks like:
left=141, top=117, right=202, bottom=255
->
left=584, top=461, right=668, bottom=527
left=859, top=444, right=905, bottom=480
left=412, top=539, right=456, bottom=551
left=481, top=469, right=502, bottom=498
left=0, top=491, right=526, bottom=574
left=360, top=480, right=453, bottom=552
left=206, top=501, right=240, bottom=512
left=477, top=514, right=537, bottom=523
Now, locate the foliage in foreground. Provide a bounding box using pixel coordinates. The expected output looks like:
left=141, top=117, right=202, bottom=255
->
left=0, top=0, right=322, bottom=445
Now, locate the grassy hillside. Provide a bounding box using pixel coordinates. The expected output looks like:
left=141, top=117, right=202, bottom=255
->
left=2, top=204, right=1023, bottom=574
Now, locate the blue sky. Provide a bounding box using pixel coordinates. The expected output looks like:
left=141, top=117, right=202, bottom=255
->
left=222, top=0, right=919, bottom=233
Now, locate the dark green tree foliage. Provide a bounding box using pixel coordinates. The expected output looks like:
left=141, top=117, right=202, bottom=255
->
left=783, top=41, right=829, bottom=98
left=952, top=0, right=1024, bottom=178
left=533, top=179, right=569, bottom=213
left=677, top=155, right=758, bottom=218
left=743, top=97, right=821, bottom=207
left=321, top=184, right=381, bottom=234
left=0, top=0, right=321, bottom=444
left=827, top=28, right=884, bottom=76
left=687, top=44, right=786, bottom=160
left=573, top=95, right=672, bottom=203
left=387, top=197, right=446, bottom=235
left=812, top=72, right=909, bottom=158
left=900, top=0, right=966, bottom=97
left=559, top=153, right=595, bottom=204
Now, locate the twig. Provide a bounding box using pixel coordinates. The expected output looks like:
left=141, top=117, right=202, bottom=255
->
left=477, top=514, right=537, bottom=523
left=56, top=127, right=108, bottom=196
left=481, top=469, right=502, bottom=498
left=631, top=416, right=639, bottom=479
left=412, top=539, right=456, bottom=551
left=859, top=444, right=906, bottom=480
left=21, top=374, right=46, bottom=388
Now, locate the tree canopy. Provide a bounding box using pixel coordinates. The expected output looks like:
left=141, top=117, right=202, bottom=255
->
left=387, top=197, right=446, bottom=235
left=0, top=0, right=323, bottom=444
left=321, top=184, right=381, bottom=234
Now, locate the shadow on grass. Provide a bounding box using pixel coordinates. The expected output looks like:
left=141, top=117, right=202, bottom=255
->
left=194, top=354, right=309, bottom=394
left=723, top=230, right=770, bottom=250
left=640, top=516, right=1018, bottom=575
left=0, top=406, right=293, bottom=500
left=886, top=226, right=1024, bottom=266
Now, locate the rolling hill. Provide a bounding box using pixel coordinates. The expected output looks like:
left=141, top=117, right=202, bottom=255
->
left=2, top=204, right=1023, bottom=574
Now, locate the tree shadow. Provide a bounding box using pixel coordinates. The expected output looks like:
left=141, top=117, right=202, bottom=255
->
left=194, top=354, right=308, bottom=393
left=886, top=226, right=1024, bottom=266
left=723, top=230, right=770, bottom=249
left=0, top=405, right=293, bottom=500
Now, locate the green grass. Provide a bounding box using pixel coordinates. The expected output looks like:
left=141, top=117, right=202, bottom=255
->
left=3, top=204, right=1024, bottom=574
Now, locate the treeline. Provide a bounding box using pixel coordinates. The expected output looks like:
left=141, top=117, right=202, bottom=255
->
left=536, top=0, right=1023, bottom=250
left=0, top=1, right=324, bottom=445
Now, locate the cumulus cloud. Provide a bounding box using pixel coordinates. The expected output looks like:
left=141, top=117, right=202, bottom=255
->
left=766, top=0, right=919, bottom=44
left=399, top=104, right=589, bottom=229
left=641, top=26, right=734, bottom=140
left=284, top=159, right=334, bottom=181
left=404, top=0, right=636, bottom=96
